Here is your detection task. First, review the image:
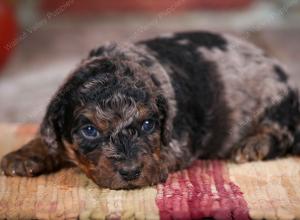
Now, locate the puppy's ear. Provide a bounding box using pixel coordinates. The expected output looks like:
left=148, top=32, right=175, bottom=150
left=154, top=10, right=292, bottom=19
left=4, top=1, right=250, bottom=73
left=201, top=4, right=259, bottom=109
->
left=156, top=95, right=173, bottom=146
left=40, top=90, right=72, bottom=150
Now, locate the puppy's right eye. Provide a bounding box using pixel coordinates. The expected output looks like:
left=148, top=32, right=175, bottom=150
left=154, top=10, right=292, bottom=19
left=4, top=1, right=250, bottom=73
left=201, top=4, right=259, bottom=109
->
left=80, top=125, right=100, bottom=139
left=141, top=119, right=155, bottom=133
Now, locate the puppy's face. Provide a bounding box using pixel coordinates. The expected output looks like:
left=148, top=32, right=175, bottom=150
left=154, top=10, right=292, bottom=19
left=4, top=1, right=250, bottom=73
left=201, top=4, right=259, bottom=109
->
left=69, top=101, right=167, bottom=189
left=42, top=57, right=169, bottom=189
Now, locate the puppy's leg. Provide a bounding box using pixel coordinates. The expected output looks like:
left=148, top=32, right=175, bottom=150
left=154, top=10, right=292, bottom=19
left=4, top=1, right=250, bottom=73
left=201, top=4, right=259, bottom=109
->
left=1, top=137, right=67, bottom=176
left=232, top=122, right=294, bottom=163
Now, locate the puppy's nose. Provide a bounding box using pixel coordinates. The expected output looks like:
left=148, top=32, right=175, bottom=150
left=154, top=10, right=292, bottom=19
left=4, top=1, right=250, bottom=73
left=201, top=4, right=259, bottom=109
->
left=119, top=165, right=141, bottom=181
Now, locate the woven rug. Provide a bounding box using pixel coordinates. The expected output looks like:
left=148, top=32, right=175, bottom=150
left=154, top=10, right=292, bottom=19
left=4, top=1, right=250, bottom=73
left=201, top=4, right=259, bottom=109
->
left=0, top=124, right=299, bottom=220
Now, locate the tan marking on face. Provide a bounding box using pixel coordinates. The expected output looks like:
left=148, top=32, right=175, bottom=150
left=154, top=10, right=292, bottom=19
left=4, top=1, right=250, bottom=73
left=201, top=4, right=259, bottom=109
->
left=97, top=119, right=110, bottom=132
left=78, top=109, right=111, bottom=135
left=137, top=104, right=151, bottom=120
left=63, top=140, right=78, bottom=163
left=63, top=139, right=99, bottom=180
left=153, top=142, right=161, bottom=160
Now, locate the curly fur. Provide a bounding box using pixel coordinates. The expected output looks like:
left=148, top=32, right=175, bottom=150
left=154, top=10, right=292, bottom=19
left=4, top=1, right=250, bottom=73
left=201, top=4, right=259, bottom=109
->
left=1, top=31, right=300, bottom=189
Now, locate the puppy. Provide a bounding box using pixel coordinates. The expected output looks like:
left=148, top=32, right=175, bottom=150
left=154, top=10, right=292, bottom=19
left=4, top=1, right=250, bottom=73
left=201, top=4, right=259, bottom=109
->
left=1, top=31, right=300, bottom=189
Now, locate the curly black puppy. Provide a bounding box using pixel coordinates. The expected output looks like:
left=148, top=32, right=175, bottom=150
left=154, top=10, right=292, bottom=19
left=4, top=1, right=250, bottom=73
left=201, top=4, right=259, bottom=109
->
left=2, top=31, right=300, bottom=189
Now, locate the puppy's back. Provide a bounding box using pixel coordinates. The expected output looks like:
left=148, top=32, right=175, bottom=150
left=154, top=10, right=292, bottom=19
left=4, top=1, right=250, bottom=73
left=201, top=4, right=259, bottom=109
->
left=139, top=31, right=296, bottom=158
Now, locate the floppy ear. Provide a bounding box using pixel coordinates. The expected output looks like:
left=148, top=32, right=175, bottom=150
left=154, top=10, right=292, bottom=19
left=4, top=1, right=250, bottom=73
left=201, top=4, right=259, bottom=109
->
left=39, top=90, right=72, bottom=150
left=156, top=95, right=173, bottom=146
left=40, top=52, right=119, bottom=150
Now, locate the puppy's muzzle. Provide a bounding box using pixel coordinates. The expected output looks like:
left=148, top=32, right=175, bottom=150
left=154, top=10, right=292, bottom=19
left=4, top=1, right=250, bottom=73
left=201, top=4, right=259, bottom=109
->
left=119, top=164, right=141, bottom=181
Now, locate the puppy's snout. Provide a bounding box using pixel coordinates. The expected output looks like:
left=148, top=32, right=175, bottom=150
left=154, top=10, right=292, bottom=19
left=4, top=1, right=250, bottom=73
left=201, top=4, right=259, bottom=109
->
left=119, top=165, right=141, bottom=181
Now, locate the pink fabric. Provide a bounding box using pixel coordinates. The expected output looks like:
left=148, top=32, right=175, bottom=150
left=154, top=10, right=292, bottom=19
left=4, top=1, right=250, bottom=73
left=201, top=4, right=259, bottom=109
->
left=156, top=160, right=249, bottom=220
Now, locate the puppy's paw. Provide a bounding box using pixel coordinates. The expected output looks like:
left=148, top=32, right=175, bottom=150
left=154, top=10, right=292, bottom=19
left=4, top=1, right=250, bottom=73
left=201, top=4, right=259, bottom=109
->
left=159, top=168, right=169, bottom=183
left=1, top=152, right=46, bottom=177
left=232, top=135, right=271, bottom=163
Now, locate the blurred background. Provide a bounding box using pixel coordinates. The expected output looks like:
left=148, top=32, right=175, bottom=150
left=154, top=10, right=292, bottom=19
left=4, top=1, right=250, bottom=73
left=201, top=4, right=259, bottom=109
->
left=0, top=0, right=299, bottom=123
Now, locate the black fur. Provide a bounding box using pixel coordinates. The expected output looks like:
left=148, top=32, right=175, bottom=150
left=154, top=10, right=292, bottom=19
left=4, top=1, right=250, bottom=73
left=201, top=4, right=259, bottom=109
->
left=139, top=31, right=232, bottom=157
left=264, top=89, right=300, bottom=132
left=3, top=31, right=300, bottom=190
left=274, top=65, right=289, bottom=82
left=41, top=58, right=118, bottom=145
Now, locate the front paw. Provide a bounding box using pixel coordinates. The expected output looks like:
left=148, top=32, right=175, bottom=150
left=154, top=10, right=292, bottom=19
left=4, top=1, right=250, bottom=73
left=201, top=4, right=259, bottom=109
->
left=231, top=135, right=271, bottom=163
left=1, top=152, right=46, bottom=177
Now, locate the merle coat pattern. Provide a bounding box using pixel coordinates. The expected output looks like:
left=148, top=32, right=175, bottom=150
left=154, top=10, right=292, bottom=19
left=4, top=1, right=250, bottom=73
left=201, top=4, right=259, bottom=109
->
left=1, top=31, right=300, bottom=189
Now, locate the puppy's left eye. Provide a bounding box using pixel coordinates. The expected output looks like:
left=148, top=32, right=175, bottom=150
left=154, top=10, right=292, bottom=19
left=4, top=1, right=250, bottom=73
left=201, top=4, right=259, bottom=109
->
left=141, top=119, right=155, bottom=133
left=81, top=125, right=100, bottom=139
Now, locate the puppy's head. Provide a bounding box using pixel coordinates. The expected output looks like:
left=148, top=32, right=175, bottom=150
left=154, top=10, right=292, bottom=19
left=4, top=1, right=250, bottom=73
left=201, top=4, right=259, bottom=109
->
left=40, top=51, right=170, bottom=189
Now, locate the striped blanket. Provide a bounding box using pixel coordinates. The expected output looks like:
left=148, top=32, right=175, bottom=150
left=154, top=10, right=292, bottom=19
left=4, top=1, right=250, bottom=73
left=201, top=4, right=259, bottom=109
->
left=0, top=124, right=299, bottom=219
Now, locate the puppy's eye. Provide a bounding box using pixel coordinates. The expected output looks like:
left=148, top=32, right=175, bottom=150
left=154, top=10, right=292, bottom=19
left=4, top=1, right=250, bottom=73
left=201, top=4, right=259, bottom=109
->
left=141, top=119, right=155, bottom=133
left=81, top=125, right=100, bottom=139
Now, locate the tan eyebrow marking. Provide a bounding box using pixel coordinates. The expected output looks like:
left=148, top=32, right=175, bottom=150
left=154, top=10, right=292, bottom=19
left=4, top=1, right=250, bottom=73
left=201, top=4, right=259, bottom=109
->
left=79, top=109, right=111, bottom=134
left=137, top=105, right=150, bottom=120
